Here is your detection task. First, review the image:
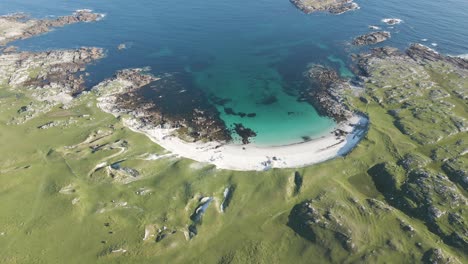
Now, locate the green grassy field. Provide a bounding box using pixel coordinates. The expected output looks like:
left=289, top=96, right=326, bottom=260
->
left=0, top=49, right=467, bottom=264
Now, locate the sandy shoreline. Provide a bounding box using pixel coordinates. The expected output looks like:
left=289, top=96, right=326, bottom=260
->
left=111, top=108, right=368, bottom=171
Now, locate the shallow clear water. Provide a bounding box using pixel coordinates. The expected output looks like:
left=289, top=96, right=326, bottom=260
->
left=1, top=0, right=467, bottom=145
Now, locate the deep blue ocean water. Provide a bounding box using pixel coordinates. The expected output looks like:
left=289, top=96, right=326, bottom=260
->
left=1, top=0, right=467, bottom=145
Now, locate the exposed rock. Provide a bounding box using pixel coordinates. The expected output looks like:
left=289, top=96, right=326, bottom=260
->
left=398, top=153, right=431, bottom=172
left=406, top=44, right=468, bottom=70
left=290, top=0, right=359, bottom=14
left=95, top=70, right=232, bottom=142
left=382, top=18, right=403, bottom=25
left=300, top=64, right=352, bottom=121
left=422, top=248, right=461, bottom=264
left=1, top=45, right=18, bottom=53
left=0, top=47, right=104, bottom=104
left=0, top=10, right=104, bottom=46
left=442, top=159, right=468, bottom=190
left=190, top=197, right=213, bottom=223
left=287, top=200, right=358, bottom=254
left=353, top=31, right=390, bottom=46
left=233, top=123, right=257, bottom=144
left=188, top=196, right=214, bottom=239
left=354, top=44, right=467, bottom=144
left=220, top=186, right=235, bottom=212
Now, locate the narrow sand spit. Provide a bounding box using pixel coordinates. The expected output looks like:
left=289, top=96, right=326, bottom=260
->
left=99, top=98, right=368, bottom=171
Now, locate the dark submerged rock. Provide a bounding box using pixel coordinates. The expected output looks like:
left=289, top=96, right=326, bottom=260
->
left=233, top=123, right=257, bottom=144
left=115, top=73, right=232, bottom=142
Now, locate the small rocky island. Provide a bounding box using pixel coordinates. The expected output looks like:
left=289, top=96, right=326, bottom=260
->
left=352, top=31, right=391, bottom=46
left=290, top=0, right=359, bottom=14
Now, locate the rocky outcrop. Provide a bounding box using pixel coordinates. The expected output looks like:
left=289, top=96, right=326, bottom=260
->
left=288, top=199, right=357, bottom=255
left=0, top=47, right=104, bottom=102
left=300, top=65, right=352, bottom=121
left=368, top=164, right=468, bottom=252
left=357, top=44, right=468, bottom=256
left=352, top=31, right=390, bottom=46
left=290, top=0, right=359, bottom=14
left=0, top=10, right=104, bottom=46
left=233, top=123, right=257, bottom=144
left=95, top=70, right=232, bottom=143
left=406, top=44, right=468, bottom=70
left=354, top=44, right=467, bottom=145
left=422, top=248, right=461, bottom=264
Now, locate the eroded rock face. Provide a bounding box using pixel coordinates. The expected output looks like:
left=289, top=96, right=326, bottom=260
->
left=0, top=10, right=104, bottom=46
left=290, top=0, right=359, bottom=14
left=352, top=31, right=390, bottom=46
left=299, top=65, right=352, bottom=121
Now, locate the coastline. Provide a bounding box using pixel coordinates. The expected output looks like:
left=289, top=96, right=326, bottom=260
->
left=98, top=97, right=368, bottom=171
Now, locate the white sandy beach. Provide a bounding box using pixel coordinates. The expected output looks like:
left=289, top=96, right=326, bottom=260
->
left=112, top=109, right=368, bottom=171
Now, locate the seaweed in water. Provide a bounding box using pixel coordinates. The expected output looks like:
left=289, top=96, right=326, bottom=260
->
left=233, top=123, right=257, bottom=144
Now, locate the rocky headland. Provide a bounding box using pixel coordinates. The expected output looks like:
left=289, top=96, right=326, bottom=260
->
left=290, top=0, right=359, bottom=14
left=299, top=64, right=353, bottom=122
left=0, top=10, right=104, bottom=46
left=352, top=31, right=391, bottom=46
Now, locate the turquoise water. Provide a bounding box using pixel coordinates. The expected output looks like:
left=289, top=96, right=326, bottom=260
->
left=2, top=0, right=467, bottom=145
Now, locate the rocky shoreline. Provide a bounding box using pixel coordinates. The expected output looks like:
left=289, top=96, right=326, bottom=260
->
left=298, top=64, right=352, bottom=122
left=0, top=47, right=104, bottom=102
left=290, top=0, right=359, bottom=14
left=0, top=10, right=104, bottom=46
left=94, top=70, right=232, bottom=143
left=352, top=31, right=391, bottom=46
